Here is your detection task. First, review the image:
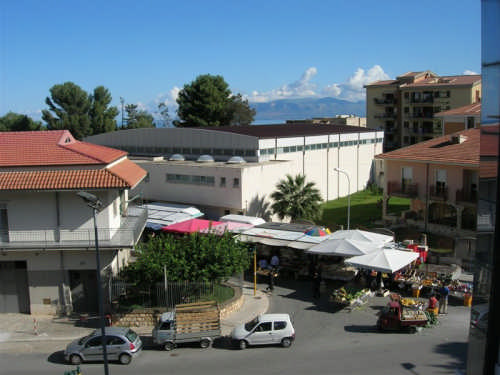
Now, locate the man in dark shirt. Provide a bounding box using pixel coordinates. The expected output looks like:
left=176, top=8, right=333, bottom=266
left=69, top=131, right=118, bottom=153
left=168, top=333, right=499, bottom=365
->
left=439, top=284, right=450, bottom=314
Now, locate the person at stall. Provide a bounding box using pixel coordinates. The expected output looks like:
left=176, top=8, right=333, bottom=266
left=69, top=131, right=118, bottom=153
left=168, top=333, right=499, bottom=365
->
left=270, top=254, right=280, bottom=270
left=427, top=294, right=439, bottom=315
left=439, top=283, right=450, bottom=314
left=258, top=258, right=269, bottom=270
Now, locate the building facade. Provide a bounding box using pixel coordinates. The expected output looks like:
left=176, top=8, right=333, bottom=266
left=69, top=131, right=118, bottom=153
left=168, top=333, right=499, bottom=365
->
left=0, top=131, right=147, bottom=315
left=376, top=129, right=479, bottom=268
left=365, top=71, right=481, bottom=151
left=86, top=124, right=384, bottom=220
left=435, top=103, right=481, bottom=135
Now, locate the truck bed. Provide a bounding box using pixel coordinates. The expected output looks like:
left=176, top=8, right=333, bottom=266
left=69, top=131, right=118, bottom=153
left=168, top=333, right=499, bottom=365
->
left=400, top=310, right=427, bottom=326
left=175, top=301, right=221, bottom=335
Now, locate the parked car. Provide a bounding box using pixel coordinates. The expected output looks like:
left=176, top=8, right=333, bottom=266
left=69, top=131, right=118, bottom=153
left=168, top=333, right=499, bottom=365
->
left=470, top=303, right=489, bottom=332
left=64, top=327, right=143, bottom=365
left=231, top=313, right=295, bottom=349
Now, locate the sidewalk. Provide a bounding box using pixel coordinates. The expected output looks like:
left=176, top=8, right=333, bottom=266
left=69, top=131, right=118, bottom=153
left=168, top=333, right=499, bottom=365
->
left=0, top=281, right=269, bottom=345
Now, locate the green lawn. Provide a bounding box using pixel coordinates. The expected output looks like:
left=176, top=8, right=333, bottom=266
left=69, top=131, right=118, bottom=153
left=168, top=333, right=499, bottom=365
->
left=318, top=189, right=410, bottom=230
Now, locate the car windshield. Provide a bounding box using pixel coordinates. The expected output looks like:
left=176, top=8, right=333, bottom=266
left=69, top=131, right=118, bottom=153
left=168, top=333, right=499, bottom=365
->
left=77, top=334, right=93, bottom=346
left=125, top=329, right=138, bottom=343
left=244, top=317, right=259, bottom=332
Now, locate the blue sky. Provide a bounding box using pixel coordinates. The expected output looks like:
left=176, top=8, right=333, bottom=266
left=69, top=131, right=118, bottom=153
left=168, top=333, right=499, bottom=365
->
left=0, top=0, right=480, bottom=118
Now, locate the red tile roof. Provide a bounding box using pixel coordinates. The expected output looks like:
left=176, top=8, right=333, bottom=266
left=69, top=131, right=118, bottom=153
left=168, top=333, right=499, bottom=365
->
left=376, top=128, right=479, bottom=166
left=435, top=103, right=481, bottom=117
left=0, top=158, right=146, bottom=191
left=403, top=75, right=481, bottom=88
left=0, top=130, right=127, bottom=167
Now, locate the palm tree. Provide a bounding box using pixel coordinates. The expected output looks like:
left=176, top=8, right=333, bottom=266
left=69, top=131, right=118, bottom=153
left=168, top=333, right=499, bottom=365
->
left=270, top=174, right=323, bottom=222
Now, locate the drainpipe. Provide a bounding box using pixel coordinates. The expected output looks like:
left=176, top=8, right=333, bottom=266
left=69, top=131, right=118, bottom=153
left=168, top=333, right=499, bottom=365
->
left=424, top=163, right=430, bottom=232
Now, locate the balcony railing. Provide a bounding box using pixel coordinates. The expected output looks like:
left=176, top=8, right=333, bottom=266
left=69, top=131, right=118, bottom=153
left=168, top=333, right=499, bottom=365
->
left=429, top=185, right=448, bottom=201
left=387, top=181, right=418, bottom=197
left=374, top=98, right=397, bottom=105
left=456, top=189, right=478, bottom=204
left=410, top=97, right=434, bottom=104
left=408, top=112, right=434, bottom=119
left=0, top=205, right=148, bottom=250
left=374, top=113, right=397, bottom=119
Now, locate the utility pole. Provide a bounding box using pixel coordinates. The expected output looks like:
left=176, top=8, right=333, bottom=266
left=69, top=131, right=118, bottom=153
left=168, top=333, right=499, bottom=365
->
left=120, top=97, right=125, bottom=128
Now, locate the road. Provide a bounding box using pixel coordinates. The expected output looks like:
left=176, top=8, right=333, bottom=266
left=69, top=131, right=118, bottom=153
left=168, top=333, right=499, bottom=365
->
left=0, top=280, right=469, bottom=375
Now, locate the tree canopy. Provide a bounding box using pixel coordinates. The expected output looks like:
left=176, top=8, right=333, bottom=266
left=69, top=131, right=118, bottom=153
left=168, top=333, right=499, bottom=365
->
left=42, top=82, right=119, bottom=139
left=0, top=112, right=43, bottom=131
left=270, top=174, right=323, bottom=222
left=120, top=233, right=251, bottom=287
left=124, top=104, right=155, bottom=129
left=174, top=74, right=255, bottom=127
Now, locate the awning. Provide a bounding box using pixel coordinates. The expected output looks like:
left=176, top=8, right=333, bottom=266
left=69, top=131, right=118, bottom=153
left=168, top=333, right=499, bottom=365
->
left=145, top=202, right=203, bottom=230
left=307, top=238, right=383, bottom=257
left=236, top=226, right=332, bottom=249
left=162, top=219, right=223, bottom=234
left=219, top=214, right=266, bottom=226
left=345, top=249, right=419, bottom=273
left=328, top=229, right=393, bottom=244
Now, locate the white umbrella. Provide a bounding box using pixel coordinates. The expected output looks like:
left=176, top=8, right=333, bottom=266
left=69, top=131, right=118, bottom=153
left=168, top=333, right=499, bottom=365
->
left=345, top=249, right=419, bottom=274
left=329, top=229, right=393, bottom=244
left=307, top=238, right=383, bottom=257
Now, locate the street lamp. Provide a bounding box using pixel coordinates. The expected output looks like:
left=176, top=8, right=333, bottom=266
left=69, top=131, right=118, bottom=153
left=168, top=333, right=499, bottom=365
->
left=333, top=167, right=350, bottom=230
left=77, top=191, right=109, bottom=375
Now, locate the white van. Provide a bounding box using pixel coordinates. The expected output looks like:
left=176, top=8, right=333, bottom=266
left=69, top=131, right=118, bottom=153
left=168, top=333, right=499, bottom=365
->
left=231, top=313, right=295, bottom=349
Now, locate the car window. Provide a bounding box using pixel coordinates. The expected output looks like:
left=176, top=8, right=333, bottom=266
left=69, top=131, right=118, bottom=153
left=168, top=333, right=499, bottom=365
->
left=274, top=321, right=287, bottom=330
left=125, top=329, right=138, bottom=343
left=480, top=313, right=488, bottom=322
left=160, top=321, right=171, bottom=330
left=78, top=334, right=93, bottom=345
left=108, top=336, right=126, bottom=345
left=255, top=322, right=272, bottom=332
left=86, top=337, right=102, bottom=347
left=244, top=317, right=259, bottom=332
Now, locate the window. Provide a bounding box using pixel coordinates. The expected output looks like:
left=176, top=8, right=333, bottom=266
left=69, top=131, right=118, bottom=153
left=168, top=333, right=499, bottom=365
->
left=467, top=117, right=475, bottom=129
left=191, top=148, right=200, bottom=155
left=403, top=121, right=409, bottom=128
left=402, top=167, right=413, bottom=191
left=182, top=148, right=191, bottom=154
left=160, top=322, right=171, bottom=330
left=297, top=145, right=303, bottom=151
left=108, top=336, right=126, bottom=346
left=403, top=136, right=409, bottom=144
left=244, top=149, right=256, bottom=157
left=283, top=147, right=290, bottom=153
left=233, top=178, right=240, bottom=188
left=404, top=107, right=409, bottom=113
left=223, top=149, right=233, bottom=156
left=289, top=146, right=297, bottom=152
left=436, top=169, right=447, bottom=193
left=220, top=177, right=226, bottom=187
left=86, top=337, right=103, bottom=347
left=274, top=321, right=287, bottom=330
left=255, top=322, right=272, bottom=332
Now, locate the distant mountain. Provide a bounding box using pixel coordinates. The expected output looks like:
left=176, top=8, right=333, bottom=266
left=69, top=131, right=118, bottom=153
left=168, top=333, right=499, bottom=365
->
left=251, top=97, right=366, bottom=122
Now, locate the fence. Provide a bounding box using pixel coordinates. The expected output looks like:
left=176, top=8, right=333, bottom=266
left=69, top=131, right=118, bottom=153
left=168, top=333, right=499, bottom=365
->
left=108, top=278, right=235, bottom=310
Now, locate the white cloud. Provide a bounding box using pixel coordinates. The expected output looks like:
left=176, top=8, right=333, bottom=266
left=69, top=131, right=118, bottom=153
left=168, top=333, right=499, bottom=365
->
left=247, top=65, right=390, bottom=103
left=248, top=67, right=320, bottom=102
left=463, top=69, right=479, bottom=75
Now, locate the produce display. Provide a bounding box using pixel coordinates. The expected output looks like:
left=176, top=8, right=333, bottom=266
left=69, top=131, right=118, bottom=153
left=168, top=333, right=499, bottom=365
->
left=330, top=286, right=369, bottom=304
left=401, top=298, right=417, bottom=307
left=401, top=310, right=427, bottom=321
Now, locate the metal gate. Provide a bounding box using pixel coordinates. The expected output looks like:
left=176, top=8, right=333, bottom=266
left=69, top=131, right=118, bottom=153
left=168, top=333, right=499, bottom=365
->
left=0, top=261, right=30, bottom=313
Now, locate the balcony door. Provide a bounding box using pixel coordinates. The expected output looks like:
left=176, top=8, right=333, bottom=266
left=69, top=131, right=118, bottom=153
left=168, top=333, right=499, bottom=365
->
left=402, top=167, right=413, bottom=192
left=0, top=204, right=8, bottom=242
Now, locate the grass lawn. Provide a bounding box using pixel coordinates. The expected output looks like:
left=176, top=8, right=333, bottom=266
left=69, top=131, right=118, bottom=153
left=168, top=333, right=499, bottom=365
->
left=319, top=189, right=410, bottom=230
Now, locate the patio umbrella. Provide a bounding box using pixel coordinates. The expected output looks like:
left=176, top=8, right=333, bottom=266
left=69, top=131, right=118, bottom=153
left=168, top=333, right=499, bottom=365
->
left=345, top=249, right=419, bottom=274
left=306, top=238, right=383, bottom=257
left=329, top=229, right=393, bottom=244
left=304, top=227, right=329, bottom=237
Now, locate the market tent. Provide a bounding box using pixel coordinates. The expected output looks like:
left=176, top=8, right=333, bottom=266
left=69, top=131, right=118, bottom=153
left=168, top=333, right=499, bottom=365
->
left=329, top=229, right=393, bottom=244
left=345, top=249, right=419, bottom=273
left=162, top=219, right=223, bottom=234
left=219, top=214, right=266, bottom=226
left=306, top=238, right=383, bottom=257
left=200, top=221, right=253, bottom=235
left=236, top=226, right=332, bottom=249
left=145, top=202, right=203, bottom=230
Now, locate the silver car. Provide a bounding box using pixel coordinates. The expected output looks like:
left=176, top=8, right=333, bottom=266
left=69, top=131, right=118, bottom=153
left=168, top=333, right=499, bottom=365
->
left=64, top=327, right=143, bottom=365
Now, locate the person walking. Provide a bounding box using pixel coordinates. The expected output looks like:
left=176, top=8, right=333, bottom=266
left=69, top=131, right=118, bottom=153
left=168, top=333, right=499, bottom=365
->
left=312, top=270, right=322, bottom=299
left=439, top=283, right=450, bottom=314
left=266, top=269, right=275, bottom=293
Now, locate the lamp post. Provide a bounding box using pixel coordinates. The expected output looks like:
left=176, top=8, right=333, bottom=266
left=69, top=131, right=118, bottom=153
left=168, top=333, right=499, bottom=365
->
left=334, top=167, right=350, bottom=230
left=77, top=191, right=109, bottom=375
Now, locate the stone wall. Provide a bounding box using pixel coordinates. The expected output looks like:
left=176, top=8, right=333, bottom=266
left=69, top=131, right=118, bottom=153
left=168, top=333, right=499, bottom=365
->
left=112, top=284, right=243, bottom=327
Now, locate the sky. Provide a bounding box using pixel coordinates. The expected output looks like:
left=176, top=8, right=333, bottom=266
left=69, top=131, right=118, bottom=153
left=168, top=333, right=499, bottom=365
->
left=0, top=0, right=481, bottom=120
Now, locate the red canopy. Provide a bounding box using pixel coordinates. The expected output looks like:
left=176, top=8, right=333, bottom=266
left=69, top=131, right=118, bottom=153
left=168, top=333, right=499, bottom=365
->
left=162, top=219, right=223, bottom=234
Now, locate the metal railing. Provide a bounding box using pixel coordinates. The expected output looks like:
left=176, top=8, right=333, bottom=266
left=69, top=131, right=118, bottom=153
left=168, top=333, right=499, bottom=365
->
left=374, top=98, right=397, bottom=105
left=429, top=185, right=448, bottom=200
left=0, top=205, right=147, bottom=250
left=456, top=189, right=478, bottom=203
left=387, top=181, right=418, bottom=197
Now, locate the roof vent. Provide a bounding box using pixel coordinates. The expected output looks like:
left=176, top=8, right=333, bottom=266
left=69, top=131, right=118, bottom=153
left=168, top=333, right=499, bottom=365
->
left=450, top=134, right=467, bottom=144
left=168, top=154, right=185, bottom=161
left=226, top=156, right=246, bottom=164
left=196, top=154, right=214, bottom=163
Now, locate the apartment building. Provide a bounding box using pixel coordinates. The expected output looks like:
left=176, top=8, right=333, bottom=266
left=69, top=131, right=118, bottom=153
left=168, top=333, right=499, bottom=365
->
left=376, top=128, right=479, bottom=268
left=0, top=131, right=147, bottom=315
left=365, top=71, right=481, bottom=151
left=85, top=124, right=384, bottom=220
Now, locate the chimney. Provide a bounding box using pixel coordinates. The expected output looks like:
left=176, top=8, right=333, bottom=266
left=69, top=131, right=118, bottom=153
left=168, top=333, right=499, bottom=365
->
left=450, top=134, right=467, bottom=144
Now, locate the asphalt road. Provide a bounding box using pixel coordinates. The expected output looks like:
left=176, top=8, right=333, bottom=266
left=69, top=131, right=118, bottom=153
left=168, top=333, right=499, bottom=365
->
left=0, top=280, right=470, bottom=375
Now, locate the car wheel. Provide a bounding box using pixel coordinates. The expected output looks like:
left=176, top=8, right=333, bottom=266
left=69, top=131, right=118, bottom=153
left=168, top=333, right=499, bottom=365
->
left=119, top=353, right=132, bottom=365
left=239, top=340, right=247, bottom=350
left=281, top=338, right=292, bottom=348
left=163, top=342, right=174, bottom=351
left=70, top=354, right=82, bottom=365
left=200, top=339, right=210, bottom=349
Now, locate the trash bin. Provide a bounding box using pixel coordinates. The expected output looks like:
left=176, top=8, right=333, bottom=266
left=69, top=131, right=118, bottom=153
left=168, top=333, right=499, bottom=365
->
left=464, top=293, right=472, bottom=307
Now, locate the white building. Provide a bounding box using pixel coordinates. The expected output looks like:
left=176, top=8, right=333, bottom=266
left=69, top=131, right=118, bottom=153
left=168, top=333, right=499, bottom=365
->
left=0, top=131, right=147, bottom=315
left=86, top=124, right=383, bottom=220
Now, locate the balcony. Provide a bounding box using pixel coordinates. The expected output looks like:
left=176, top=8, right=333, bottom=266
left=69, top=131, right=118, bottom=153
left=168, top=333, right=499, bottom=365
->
left=410, top=96, right=434, bottom=104
left=408, top=112, right=434, bottom=119
left=429, top=185, right=448, bottom=201
left=387, top=181, right=418, bottom=198
left=456, top=189, right=478, bottom=204
left=374, top=98, right=397, bottom=105
left=0, top=205, right=148, bottom=251
left=374, top=113, right=397, bottom=119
